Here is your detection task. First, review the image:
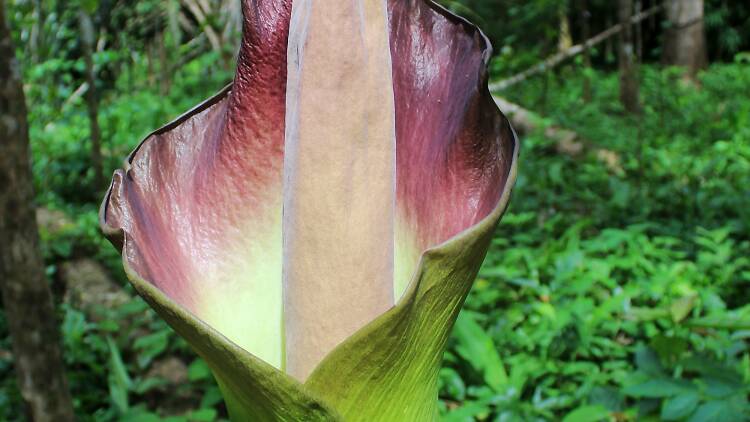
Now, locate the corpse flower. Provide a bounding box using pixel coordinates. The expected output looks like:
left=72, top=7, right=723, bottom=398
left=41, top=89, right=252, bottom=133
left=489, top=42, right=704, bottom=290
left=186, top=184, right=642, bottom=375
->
left=100, top=0, right=518, bottom=420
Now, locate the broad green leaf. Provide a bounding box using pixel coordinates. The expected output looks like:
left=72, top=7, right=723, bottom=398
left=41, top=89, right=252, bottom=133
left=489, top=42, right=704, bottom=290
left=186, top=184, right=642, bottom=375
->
left=188, top=408, right=218, bottom=421
left=650, top=335, right=688, bottom=364
left=703, top=375, right=743, bottom=399
left=661, top=392, right=699, bottom=421
left=201, top=386, right=225, bottom=409
left=132, top=377, right=167, bottom=395
left=80, top=0, right=98, bottom=14
left=686, top=305, right=750, bottom=330
left=635, top=346, right=665, bottom=375
left=670, top=295, right=697, bottom=322
left=588, top=386, right=625, bottom=412
left=628, top=307, right=670, bottom=322
left=443, top=401, right=492, bottom=422
left=107, top=336, right=132, bottom=413
left=188, top=358, right=212, bottom=382
left=561, top=405, right=610, bottom=422
left=682, top=355, right=745, bottom=388
left=119, top=407, right=161, bottom=422
left=453, top=311, right=508, bottom=392
left=623, top=377, right=696, bottom=398
left=686, top=401, right=734, bottom=422
left=439, top=367, right=467, bottom=401
left=133, top=330, right=169, bottom=368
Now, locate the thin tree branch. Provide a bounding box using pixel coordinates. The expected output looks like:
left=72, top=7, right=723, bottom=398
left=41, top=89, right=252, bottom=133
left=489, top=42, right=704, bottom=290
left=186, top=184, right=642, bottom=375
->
left=494, top=96, right=623, bottom=173
left=181, top=0, right=222, bottom=53
left=489, top=4, right=662, bottom=92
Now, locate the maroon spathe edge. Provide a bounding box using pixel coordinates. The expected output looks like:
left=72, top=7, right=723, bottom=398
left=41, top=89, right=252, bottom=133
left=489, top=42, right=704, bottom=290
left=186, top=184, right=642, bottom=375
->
left=99, top=0, right=516, bottom=324
left=100, top=0, right=294, bottom=309
left=389, top=0, right=515, bottom=249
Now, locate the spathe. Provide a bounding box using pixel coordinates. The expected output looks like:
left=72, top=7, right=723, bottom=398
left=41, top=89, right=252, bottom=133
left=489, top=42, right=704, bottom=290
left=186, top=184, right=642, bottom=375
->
left=101, top=0, right=518, bottom=420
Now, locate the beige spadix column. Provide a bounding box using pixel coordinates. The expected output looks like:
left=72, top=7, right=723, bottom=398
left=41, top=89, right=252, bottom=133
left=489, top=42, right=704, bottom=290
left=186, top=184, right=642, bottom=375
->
left=282, top=0, right=396, bottom=381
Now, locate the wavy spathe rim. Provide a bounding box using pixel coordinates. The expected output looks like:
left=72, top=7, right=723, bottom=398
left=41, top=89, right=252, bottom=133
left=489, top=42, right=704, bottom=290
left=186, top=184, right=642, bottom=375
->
left=99, top=0, right=519, bottom=418
left=100, top=127, right=517, bottom=420
left=99, top=0, right=515, bottom=339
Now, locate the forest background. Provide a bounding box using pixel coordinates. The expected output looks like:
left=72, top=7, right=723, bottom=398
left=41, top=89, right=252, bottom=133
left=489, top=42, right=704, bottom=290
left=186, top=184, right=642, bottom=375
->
left=1, top=0, right=749, bottom=421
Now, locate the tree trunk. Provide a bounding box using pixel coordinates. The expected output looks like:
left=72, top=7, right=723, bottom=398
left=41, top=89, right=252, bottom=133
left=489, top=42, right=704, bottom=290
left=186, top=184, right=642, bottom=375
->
left=578, top=0, right=592, bottom=102
left=488, top=4, right=662, bottom=92
left=493, top=96, right=623, bottom=174
left=558, top=5, right=572, bottom=52
left=635, top=0, right=643, bottom=61
left=0, top=2, right=76, bottom=421
left=158, top=31, right=170, bottom=95
left=146, top=42, right=155, bottom=87
left=30, top=0, right=45, bottom=62
left=605, top=12, right=614, bottom=60
left=663, top=0, right=707, bottom=79
left=618, top=0, right=641, bottom=113
left=79, top=10, right=104, bottom=190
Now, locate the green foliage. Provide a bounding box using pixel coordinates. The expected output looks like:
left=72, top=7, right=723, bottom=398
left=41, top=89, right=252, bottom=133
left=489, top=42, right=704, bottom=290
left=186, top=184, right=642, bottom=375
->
left=28, top=50, right=232, bottom=205
left=438, top=62, right=750, bottom=420
left=0, top=4, right=233, bottom=418
left=63, top=297, right=226, bottom=421
left=436, top=0, right=750, bottom=76
left=705, top=0, right=750, bottom=59
left=436, top=0, right=566, bottom=75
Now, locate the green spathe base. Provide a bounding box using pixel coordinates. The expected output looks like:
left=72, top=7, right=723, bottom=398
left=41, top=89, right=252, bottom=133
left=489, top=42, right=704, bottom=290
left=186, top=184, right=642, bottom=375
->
left=115, top=135, right=517, bottom=421
left=304, top=150, right=518, bottom=421
left=123, top=263, right=340, bottom=421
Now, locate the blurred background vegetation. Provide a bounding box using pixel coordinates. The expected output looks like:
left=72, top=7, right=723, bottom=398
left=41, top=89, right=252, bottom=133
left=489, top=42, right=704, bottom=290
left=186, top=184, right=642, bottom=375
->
left=0, top=0, right=749, bottom=421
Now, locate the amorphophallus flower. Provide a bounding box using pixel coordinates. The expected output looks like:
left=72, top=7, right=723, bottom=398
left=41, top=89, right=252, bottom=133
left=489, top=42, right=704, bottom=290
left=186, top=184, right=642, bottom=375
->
left=100, top=0, right=518, bottom=420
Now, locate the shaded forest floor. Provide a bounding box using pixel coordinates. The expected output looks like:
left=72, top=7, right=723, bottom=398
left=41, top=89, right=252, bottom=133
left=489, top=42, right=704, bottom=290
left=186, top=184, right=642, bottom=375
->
left=1, top=55, right=749, bottom=421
